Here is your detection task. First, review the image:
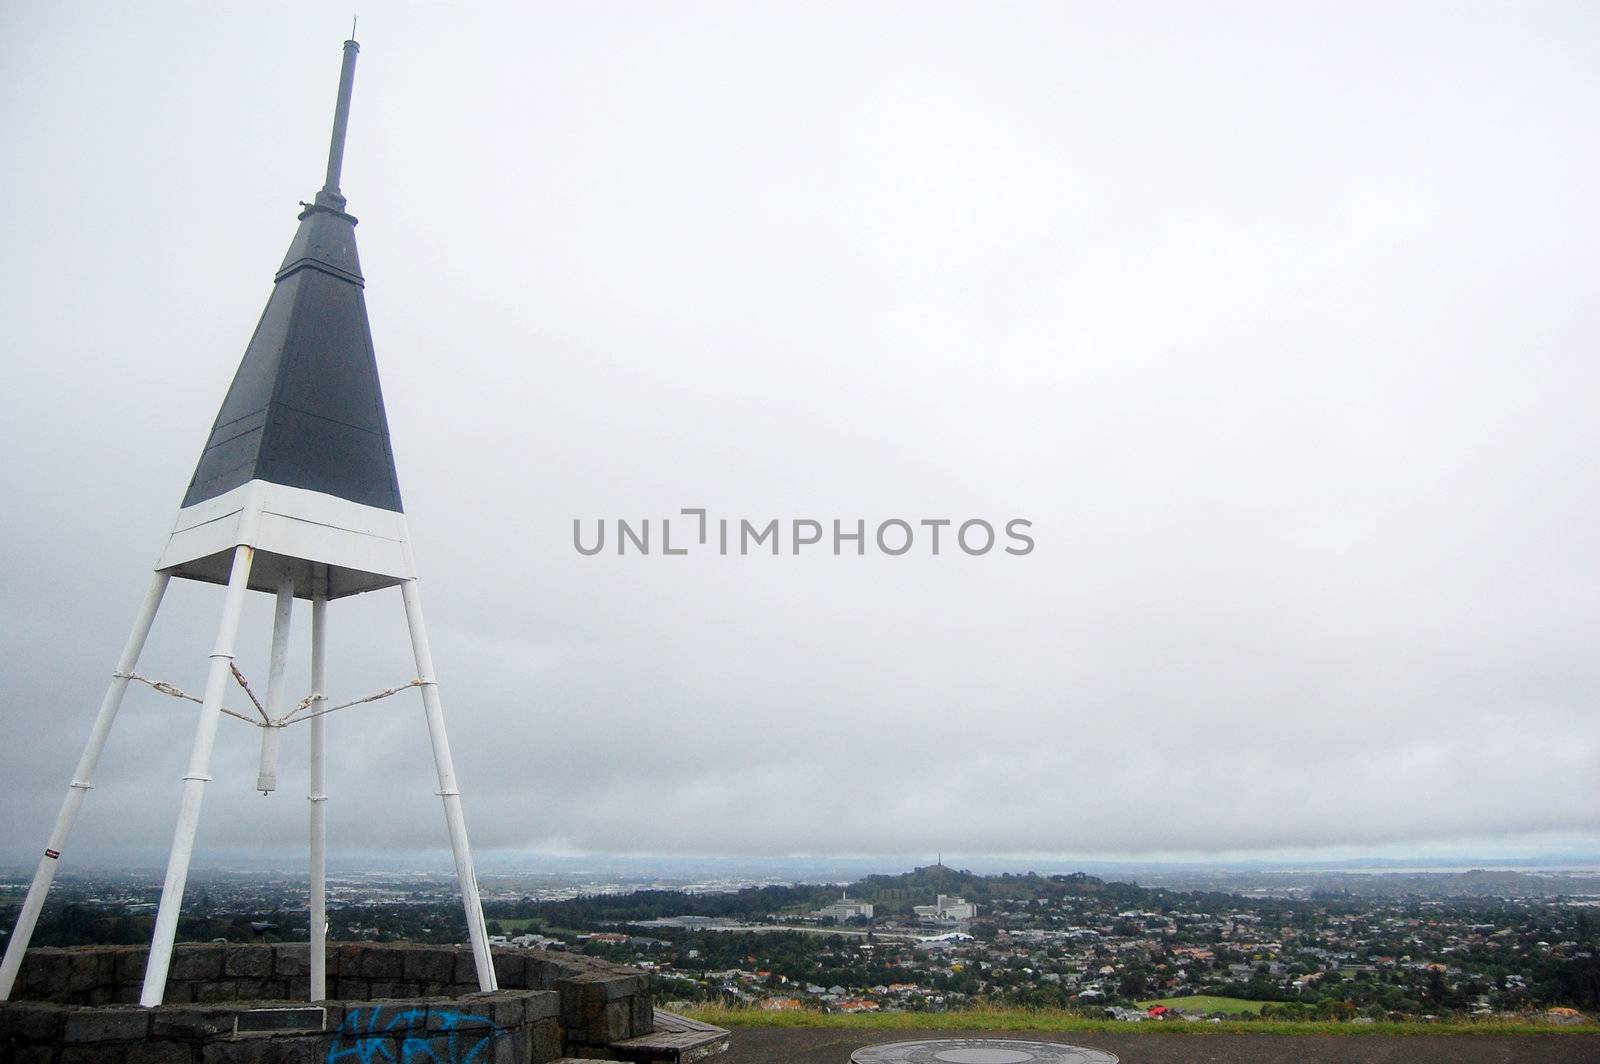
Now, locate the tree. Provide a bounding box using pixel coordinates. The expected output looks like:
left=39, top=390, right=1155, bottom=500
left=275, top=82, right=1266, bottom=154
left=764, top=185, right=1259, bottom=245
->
left=1555, top=955, right=1600, bottom=1009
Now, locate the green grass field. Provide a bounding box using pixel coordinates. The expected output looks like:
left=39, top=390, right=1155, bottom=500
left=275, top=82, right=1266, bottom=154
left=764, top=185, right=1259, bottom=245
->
left=484, top=918, right=586, bottom=935
left=1135, top=995, right=1267, bottom=1014
left=680, top=1004, right=1593, bottom=1037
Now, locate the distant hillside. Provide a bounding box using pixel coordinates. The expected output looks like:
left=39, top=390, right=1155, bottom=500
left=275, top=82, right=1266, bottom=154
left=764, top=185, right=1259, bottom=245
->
left=849, top=865, right=1142, bottom=915
left=1299, top=868, right=1600, bottom=899
left=1132, top=867, right=1600, bottom=899
left=497, top=884, right=841, bottom=926
left=494, top=865, right=1160, bottom=927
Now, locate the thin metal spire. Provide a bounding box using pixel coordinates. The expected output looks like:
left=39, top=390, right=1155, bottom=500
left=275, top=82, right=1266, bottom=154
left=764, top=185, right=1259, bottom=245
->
left=322, top=37, right=361, bottom=198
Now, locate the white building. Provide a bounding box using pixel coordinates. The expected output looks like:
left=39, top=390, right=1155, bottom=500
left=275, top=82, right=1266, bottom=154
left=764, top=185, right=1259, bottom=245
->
left=817, top=891, right=874, bottom=921
left=914, top=894, right=977, bottom=921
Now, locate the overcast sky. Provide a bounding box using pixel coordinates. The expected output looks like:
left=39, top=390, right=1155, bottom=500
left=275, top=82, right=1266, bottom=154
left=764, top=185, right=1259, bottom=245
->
left=1, top=1, right=1597, bottom=871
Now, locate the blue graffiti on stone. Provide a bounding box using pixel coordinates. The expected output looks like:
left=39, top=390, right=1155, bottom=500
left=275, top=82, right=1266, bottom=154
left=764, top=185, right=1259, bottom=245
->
left=326, top=1005, right=506, bottom=1064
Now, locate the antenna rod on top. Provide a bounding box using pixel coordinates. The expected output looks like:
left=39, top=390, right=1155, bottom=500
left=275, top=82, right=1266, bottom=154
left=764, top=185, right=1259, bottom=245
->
left=323, top=37, right=361, bottom=197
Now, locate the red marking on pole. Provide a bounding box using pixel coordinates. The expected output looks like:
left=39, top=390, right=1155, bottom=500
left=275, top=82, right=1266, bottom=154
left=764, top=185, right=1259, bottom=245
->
left=44, top=849, right=61, bottom=859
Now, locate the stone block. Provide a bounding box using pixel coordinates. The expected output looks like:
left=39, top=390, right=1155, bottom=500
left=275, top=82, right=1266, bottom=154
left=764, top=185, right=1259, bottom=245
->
left=258, top=978, right=292, bottom=1001
left=486, top=1029, right=521, bottom=1064
left=493, top=951, right=529, bottom=990
left=236, top=979, right=275, bottom=1001
left=610, top=975, right=645, bottom=1002
left=528, top=1017, right=562, bottom=1062
left=332, top=944, right=367, bottom=979
left=223, top=946, right=273, bottom=979
left=522, top=955, right=561, bottom=991
left=65, top=950, right=109, bottom=994
left=559, top=988, right=580, bottom=1028
left=126, top=1041, right=198, bottom=1064
left=330, top=977, right=368, bottom=1001
left=561, top=972, right=642, bottom=1009
left=199, top=1040, right=253, bottom=1064
left=358, top=945, right=404, bottom=979
left=629, top=993, right=652, bottom=1036
left=519, top=952, right=554, bottom=990
left=171, top=981, right=205, bottom=1004
left=113, top=947, right=151, bottom=988
left=454, top=949, right=480, bottom=986
left=59, top=1046, right=138, bottom=1064
left=542, top=956, right=591, bottom=982
left=62, top=1006, right=151, bottom=1042
left=524, top=990, right=560, bottom=1022
left=4, top=1046, right=56, bottom=1064
left=169, top=946, right=224, bottom=982
left=0, top=1001, right=67, bottom=1042
left=339, top=998, right=428, bottom=1030
left=504, top=1031, right=534, bottom=1064
left=201, top=1037, right=321, bottom=1064
left=270, top=944, right=310, bottom=978
left=150, top=1004, right=239, bottom=1038
left=582, top=1000, right=632, bottom=1045
left=194, top=980, right=240, bottom=1003
left=427, top=1000, right=497, bottom=1032
left=402, top=948, right=455, bottom=985
left=20, top=950, right=70, bottom=998
left=460, top=991, right=526, bottom=1030
left=445, top=1026, right=515, bottom=1064
left=315, top=1002, right=348, bottom=1030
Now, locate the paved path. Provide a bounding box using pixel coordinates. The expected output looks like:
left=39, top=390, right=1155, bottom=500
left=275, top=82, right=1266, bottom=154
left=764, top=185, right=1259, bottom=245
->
left=716, top=1027, right=1600, bottom=1064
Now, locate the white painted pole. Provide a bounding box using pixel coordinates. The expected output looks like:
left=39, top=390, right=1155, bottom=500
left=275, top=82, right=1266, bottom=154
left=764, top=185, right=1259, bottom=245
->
left=308, top=577, right=329, bottom=1000
left=254, top=571, right=295, bottom=793
left=0, top=572, right=171, bottom=1001
left=398, top=578, right=496, bottom=991
left=141, top=545, right=255, bottom=1006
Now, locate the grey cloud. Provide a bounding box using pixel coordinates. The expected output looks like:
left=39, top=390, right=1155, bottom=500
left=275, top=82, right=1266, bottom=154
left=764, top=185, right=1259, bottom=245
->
left=0, top=1, right=1596, bottom=868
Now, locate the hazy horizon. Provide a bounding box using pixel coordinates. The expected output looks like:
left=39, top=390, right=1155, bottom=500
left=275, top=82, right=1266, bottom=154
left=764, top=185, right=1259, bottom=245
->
left=6, top=845, right=1598, bottom=880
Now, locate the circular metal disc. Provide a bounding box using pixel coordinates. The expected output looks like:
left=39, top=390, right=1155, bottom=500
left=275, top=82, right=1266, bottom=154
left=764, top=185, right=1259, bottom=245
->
left=851, top=1039, right=1119, bottom=1064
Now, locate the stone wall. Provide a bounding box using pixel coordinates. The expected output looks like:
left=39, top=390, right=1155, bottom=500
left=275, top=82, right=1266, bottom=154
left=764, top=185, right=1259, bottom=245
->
left=0, top=943, right=654, bottom=1063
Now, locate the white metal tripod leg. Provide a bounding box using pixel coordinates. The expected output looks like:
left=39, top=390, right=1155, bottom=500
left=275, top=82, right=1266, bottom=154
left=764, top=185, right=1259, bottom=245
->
left=254, top=571, right=295, bottom=793
left=0, top=572, right=171, bottom=1001
left=399, top=578, right=496, bottom=991
left=141, top=545, right=255, bottom=1006
left=308, top=581, right=329, bottom=1000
